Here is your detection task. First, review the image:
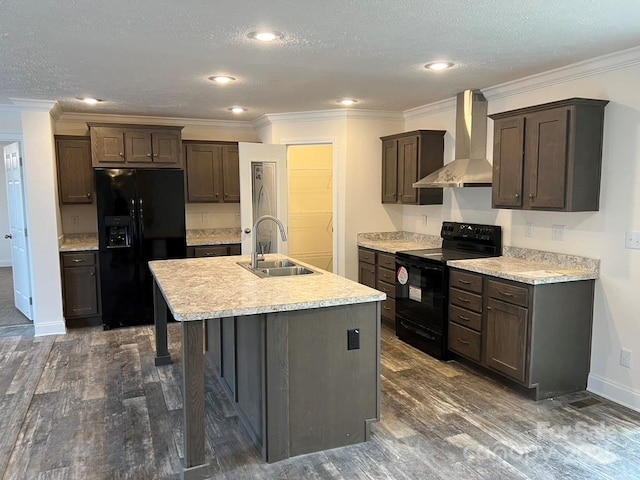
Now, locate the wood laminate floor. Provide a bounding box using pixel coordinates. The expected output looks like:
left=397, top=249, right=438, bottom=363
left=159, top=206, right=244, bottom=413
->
left=1, top=324, right=640, bottom=479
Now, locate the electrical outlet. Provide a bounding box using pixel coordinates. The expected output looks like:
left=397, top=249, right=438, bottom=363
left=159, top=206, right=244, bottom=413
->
left=552, top=224, right=566, bottom=241
left=526, top=222, right=534, bottom=237
left=71, top=216, right=79, bottom=227
left=625, top=231, right=640, bottom=250
left=202, top=213, right=209, bottom=224
left=620, top=349, right=632, bottom=368
left=422, top=215, right=428, bottom=227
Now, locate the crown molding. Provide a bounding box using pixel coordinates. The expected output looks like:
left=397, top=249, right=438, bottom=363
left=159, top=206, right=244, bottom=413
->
left=403, top=97, right=456, bottom=121
left=10, top=98, right=58, bottom=112
left=55, top=111, right=255, bottom=130
left=256, top=108, right=402, bottom=127
left=483, top=44, right=640, bottom=101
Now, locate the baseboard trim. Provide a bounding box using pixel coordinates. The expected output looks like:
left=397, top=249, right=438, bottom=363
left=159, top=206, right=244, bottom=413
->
left=34, top=321, right=66, bottom=337
left=588, top=373, right=640, bottom=413
left=0, top=261, right=12, bottom=267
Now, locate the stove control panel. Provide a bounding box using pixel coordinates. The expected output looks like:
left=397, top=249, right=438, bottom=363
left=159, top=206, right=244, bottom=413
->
left=441, top=221, right=502, bottom=244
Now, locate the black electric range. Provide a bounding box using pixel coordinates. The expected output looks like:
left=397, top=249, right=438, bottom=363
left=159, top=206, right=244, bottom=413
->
left=394, top=221, right=502, bottom=360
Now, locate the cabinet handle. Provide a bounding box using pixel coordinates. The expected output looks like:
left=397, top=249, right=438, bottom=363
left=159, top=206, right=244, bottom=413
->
left=498, top=290, right=514, bottom=297
left=487, top=306, right=492, bottom=310
left=72, top=259, right=86, bottom=263
left=457, top=297, right=470, bottom=303
left=383, top=306, right=391, bottom=311
left=457, top=315, right=470, bottom=321
left=457, top=338, right=470, bottom=345
left=458, top=279, right=470, bottom=285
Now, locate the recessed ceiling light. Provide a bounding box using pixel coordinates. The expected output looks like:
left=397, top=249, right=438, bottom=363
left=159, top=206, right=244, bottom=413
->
left=228, top=107, right=246, bottom=114
left=77, top=97, right=102, bottom=104
left=208, top=75, right=236, bottom=84
left=424, top=61, right=454, bottom=71
left=338, top=98, right=358, bottom=106
left=248, top=31, right=281, bottom=42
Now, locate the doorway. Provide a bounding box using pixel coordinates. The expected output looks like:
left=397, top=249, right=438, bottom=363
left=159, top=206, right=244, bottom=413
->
left=287, top=145, right=334, bottom=272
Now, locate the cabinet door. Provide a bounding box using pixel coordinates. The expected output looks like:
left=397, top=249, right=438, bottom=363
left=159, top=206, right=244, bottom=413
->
left=525, top=108, right=569, bottom=209
left=56, top=138, right=93, bottom=204
left=358, top=261, right=376, bottom=288
left=492, top=117, right=525, bottom=208
left=222, top=145, right=240, bottom=202
left=125, top=129, right=153, bottom=163
left=91, top=127, right=125, bottom=165
left=485, top=298, right=528, bottom=383
left=185, top=144, right=223, bottom=202
left=398, top=135, right=419, bottom=204
left=381, top=139, right=398, bottom=203
left=63, top=266, right=99, bottom=318
left=152, top=130, right=181, bottom=164
left=221, top=316, right=237, bottom=401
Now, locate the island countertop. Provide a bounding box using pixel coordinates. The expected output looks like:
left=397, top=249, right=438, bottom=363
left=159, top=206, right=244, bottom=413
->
left=149, top=254, right=385, bottom=321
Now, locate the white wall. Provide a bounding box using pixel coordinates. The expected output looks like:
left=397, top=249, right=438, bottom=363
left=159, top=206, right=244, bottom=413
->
left=0, top=141, right=12, bottom=266
left=259, top=110, right=404, bottom=279
left=403, top=49, right=640, bottom=411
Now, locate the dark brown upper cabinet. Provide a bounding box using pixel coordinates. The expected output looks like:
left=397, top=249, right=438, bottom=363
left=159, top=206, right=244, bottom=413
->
left=88, top=123, right=183, bottom=168
left=380, top=130, right=445, bottom=205
left=184, top=141, right=240, bottom=203
left=55, top=136, right=94, bottom=204
left=490, top=98, right=608, bottom=212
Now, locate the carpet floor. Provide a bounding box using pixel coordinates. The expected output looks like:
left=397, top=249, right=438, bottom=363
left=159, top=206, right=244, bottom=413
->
left=0, top=267, right=31, bottom=327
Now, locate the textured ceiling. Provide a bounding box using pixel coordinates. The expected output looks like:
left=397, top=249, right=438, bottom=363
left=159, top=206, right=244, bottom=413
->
left=1, top=0, right=640, bottom=121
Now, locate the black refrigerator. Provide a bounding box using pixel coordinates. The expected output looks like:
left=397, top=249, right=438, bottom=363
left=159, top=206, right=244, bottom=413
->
left=95, top=169, right=186, bottom=329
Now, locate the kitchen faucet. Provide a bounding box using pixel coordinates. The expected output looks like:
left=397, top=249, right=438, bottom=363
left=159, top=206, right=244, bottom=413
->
left=251, top=215, right=288, bottom=268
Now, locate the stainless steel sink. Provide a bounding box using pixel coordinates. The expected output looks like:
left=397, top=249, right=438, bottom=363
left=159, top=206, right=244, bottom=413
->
left=237, top=261, right=319, bottom=278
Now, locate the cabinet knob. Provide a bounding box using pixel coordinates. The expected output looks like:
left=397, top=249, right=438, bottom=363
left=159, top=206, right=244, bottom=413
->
left=215, top=193, right=219, bottom=198
left=515, top=193, right=519, bottom=198
left=119, top=152, right=124, bottom=157
left=86, top=192, right=92, bottom=199
left=90, top=272, right=95, bottom=276
left=224, top=193, right=228, bottom=197
left=146, top=153, right=152, bottom=157
left=153, top=153, right=158, bottom=158
left=244, top=228, right=252, bottom=234
left=529, top=194, right=534, bottom=199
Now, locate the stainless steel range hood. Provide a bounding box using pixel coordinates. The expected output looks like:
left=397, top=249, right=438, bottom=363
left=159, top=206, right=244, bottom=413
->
left=413, top=90, right=493, bottom=188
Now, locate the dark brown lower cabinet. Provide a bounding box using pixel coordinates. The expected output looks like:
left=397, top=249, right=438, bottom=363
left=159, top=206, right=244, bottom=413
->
left=358, top=247, right=395, bottom=325
left=448, top=268, right=595, bottom=400
left=61, top=252, right=101, bottom=327
left=485, top=298, right=527, bottom=383
left=187, top=243, right=241, bottom=258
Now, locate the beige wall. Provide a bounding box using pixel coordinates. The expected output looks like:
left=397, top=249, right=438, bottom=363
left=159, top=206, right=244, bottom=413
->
left=404, top=54, right=640, bottom=411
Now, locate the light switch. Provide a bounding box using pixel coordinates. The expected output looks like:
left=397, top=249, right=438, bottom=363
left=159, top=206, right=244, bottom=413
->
left=626, top=231, right=640, bottom=250
left=552, top=224, right=566, bottom=241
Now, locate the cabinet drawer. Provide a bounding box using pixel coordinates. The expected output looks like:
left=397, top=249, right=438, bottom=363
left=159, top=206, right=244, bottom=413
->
left=228, top=244, right=241, bottom=255
left=358, top=248, right=376, bottom=265
left=381, top=297, right=395, bottom=321
left=62, top=252, right=96, bottom=267
left=450, top=270, right=482, bottom=294
left=450, top=288, right=482, bottom=313
left=377, top=266, right=395, bottom=285
left=449, top=304, right=482, bottom=331
left=378, top=252, right=396, bottom=270
left=448, top=323, right=481, bottom=362
left=487, top=280, right=529, bottom=308
left=194, top=245, right=228, bottom=257
left=376, top=279, right=395, bottom=299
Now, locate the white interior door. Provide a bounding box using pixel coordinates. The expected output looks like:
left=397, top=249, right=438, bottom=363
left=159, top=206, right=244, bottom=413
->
left=3, top=142, right=33, bottom=320
left=239, top=143, right=288, bottom=255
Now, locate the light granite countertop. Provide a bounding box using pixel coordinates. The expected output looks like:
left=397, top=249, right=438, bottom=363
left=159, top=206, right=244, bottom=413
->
left=448, top=256, right=599, bottom=285
left=59, top=229, right=241, bottom=252
left=149, top=254, right=385, bottom=321
left=357, top=231, right=441, bottom=253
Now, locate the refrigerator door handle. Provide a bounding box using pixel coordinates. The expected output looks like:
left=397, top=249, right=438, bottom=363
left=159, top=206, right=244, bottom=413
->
left=130, top=198, right=138, bottom=240
left=138, top=198, right=145, bottom=240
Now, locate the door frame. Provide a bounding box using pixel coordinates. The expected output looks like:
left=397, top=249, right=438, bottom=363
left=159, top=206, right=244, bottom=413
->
left=1, top=133, right=34, bottom=320
left=281, top=138, right=339, bottom=275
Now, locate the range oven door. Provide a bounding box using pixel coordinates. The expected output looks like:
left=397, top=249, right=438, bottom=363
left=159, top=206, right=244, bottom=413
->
left=395, top=256, right=448, bottom=359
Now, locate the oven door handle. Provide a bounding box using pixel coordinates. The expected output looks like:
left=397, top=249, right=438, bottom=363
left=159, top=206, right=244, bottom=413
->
left=400, top=321, right=436, bottom=341
left=396, top=263, right=443, bottom=273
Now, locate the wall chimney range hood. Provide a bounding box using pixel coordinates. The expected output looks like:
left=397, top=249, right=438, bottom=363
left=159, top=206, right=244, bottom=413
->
left=413, top=90, right=493, bottom=188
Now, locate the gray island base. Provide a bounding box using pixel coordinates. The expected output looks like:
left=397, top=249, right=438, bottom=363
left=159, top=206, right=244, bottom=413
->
left=149, top=255, right=384, bottom=479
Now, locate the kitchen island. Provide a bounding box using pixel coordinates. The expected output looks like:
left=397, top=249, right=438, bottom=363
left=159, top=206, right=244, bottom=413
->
left=149, top=254, right=385, bottom=479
